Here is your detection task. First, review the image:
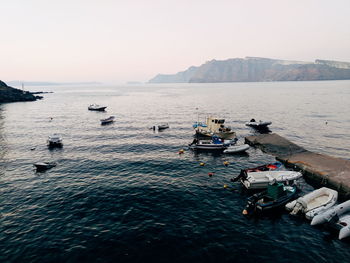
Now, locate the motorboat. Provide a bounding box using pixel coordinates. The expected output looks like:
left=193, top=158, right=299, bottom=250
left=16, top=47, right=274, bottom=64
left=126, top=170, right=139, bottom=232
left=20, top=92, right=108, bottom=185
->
left=47, top=134, right=63, bottom=147
left=285, top=187, right=338, bottom=219
left=231, top=161, right=283, bottom=182
left=223, top=144, right=249, bottom=154
left=193, top=116, right=236, bottom=139
left=245, top=119, right=272, bottom=129
left=33, top=162, right=57, bottom=172
left=243, top=183, right=297, bottom=215
left=100, top=116, right=115, bottom=125
left=88, top=104, right=107, bottom=111
left=241, top=170, right=302, bottom=190
left=157, top=123, right=169, bottom=130
left=189, top=135, right=230, bottom=151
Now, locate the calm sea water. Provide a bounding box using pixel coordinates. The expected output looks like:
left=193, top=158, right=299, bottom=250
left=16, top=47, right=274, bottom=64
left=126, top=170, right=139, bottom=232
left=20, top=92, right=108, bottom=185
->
left=1, top=81, right=350, bottom=262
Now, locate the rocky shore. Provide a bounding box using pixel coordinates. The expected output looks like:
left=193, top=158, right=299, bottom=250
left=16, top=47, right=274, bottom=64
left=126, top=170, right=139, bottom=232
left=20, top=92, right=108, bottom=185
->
left=0, top=80, right=43, bottom=103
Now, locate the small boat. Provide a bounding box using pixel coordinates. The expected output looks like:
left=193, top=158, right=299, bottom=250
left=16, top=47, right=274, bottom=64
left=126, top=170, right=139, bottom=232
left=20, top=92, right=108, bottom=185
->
left=243, top=182, right=297, bottom=215
left=189, top=136, right=228, bottom=151
left=241, top=170, right=302, bottom=190
left=88, top=104, right=107, bottom=111
left=100, top=116, right=115, bottom=125
left=285, top=187, right=338, bottom=219
left=223, top=144, right=250, bottom=154
left=336, top=214, right=350, bottom=240
left=311, top=200, right=350, bottom=226
left=231, top=161, right=283, bottom=182
left=157, top=123, right=169, bottom=130
left=245, top=119, right=272, bottom=129
left=47, top=134, right=63, bottom=147
left=33, top=162, right=57, bottom=172
left=193, top=116, right=236, bottom=139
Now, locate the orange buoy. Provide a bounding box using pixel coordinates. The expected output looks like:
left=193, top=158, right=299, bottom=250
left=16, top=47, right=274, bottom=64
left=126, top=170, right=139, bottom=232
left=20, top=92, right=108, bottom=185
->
left=223, top=161, right=229, bottom=166
left=242, top=209, right=248, bottom=215
left=178, top=149, right=184, bottom=154
left=223, top=184, right=228, bottom=188
left=208, top=172, right=214, bottom=177
left=200, top=162, right=205, bottom=166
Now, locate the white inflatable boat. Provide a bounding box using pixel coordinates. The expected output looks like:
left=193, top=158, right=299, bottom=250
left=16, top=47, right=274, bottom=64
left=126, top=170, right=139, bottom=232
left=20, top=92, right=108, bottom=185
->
left=311, top=200, right=350, bottom=226
left=223, top=144, right=250, bottom=154
left=242, top=170, right=302, bottom=190
left=285, top=187, right=338, bottom=219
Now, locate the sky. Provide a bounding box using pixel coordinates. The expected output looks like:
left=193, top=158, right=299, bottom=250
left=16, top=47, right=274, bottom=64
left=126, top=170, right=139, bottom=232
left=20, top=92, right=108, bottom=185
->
left=1, top=0, right=350, bottom=83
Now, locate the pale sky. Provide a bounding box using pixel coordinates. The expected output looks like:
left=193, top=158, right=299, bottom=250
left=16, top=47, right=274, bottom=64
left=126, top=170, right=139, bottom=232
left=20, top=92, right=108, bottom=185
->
left=1, top=0, right=350, bottom=83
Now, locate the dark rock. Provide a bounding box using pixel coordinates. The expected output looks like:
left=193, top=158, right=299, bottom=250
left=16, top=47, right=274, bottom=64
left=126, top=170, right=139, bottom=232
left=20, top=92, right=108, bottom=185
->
left=0, top=80, right=40, bottom=103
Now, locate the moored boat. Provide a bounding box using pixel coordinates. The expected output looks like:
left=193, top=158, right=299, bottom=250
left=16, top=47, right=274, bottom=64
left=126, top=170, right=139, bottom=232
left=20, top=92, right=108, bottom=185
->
left=223, top=144, right=250, bottom=154
left=157, top=123, right=169, bottom=130
left=100, top=116, right=115, bottom=125
left=245, top=118, right=272, bottom=129
left=88, top=104, right=107, bottom=111
left=193, top=116, right=236, bottom=139
left=33, top=162, right=57, bottom=172
left=241, top=170, right=302, bottom=190
left=243, top=182, right=297, bottom=215
left=231, top=161, right=283, bottom=182
left=189, top=136, right=229, bottom=151
left=311, top=200, right=350, bottom=226
left=47, top=134, right=63, bottom=147
left=285, top=187, right=338, bottom=219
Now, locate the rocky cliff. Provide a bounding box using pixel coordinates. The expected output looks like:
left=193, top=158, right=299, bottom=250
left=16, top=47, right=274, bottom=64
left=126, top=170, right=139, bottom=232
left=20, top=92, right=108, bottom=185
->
left=0, top=80, right=42, bottom=103
left=149, top=57, right=350, bottom=83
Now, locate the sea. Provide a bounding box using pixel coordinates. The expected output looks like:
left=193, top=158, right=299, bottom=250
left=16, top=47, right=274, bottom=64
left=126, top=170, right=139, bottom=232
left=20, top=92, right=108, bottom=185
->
left=1, top=81, right=350, bottom=263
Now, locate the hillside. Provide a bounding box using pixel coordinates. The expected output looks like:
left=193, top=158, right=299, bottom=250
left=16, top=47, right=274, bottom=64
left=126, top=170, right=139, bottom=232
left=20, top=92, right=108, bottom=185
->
left=0, top=80, right=42, bottom=103
left=149, top=57, right=350, bottom=83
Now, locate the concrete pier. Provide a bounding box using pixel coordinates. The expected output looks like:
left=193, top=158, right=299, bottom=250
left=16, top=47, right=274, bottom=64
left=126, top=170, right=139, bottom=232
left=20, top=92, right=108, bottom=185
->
left=245, top=133, right=350, bottom=199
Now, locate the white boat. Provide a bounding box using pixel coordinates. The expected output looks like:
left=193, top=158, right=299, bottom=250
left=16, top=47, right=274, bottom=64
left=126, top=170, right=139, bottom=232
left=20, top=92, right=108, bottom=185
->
left=337, top=214, right=350, bottom=240
left=189, top=136, right=228, bottom=151
left=241, top=170, right=302, bottom=190
left=194, top=116, right=236, bottom=139
left=311, top=200, right=350, bottom=226
left=33, top=162, right=57, bottom=172
left=88, top=104, right=107, bottom=111
left=47, top=134, right=63, bottom=147
left=245, top=119, right=272, bottom=129
left=101, top=116, right=115, bottom=125
left=285, top=187, right=338, bottom=219
left=224, top=144, right=250, bottom=154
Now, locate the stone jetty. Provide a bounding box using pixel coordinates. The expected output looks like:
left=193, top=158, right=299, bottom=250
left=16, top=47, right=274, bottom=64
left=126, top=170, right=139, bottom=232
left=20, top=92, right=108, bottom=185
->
left=245, top=133, right=350, bottom=199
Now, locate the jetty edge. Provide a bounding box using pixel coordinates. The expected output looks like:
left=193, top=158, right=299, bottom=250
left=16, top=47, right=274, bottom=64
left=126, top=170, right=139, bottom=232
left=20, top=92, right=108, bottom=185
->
left=245, top=133, right=350, bottom=199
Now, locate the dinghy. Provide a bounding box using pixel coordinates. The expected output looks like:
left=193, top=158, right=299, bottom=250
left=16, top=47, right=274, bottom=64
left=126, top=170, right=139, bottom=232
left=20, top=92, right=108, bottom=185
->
left=285, top=187, right=338, bottom=219
left=33, top=162, right=57, bottom=172
left=311, top=200, right=350, bottom=226
left=157, top=123, right=169, bottom=130
left=243, top=183, right=297, bottom=215
left=241, top=170, right=302, bottom=190
left=231, top=161, right=283, bottom=182
left=223, top=144, right=249, bottom=154
left=245, top=119, right=272, bottom=129
left=88, top=104, right=107, bottom=111
left=100, top=116, right=115, bottom=125
left=189, top=135, right=228, bottom=151
left=337, top=214, right=350, bottom=240
left=47, top=134, right=63, bottom=147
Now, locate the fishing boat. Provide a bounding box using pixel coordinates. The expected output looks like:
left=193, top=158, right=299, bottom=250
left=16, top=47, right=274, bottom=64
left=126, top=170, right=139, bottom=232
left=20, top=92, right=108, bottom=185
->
left=285, top=187, right=338, bottom=219
left=100, top=116, right=115, bottom=125
left=243, top=182, right=297, bottom=215
left=47, top=134, right=63, bottom=147
left=223, top=144, right=250, bottom=154
left=241, top=170, right=302, bottom=190
left=193, top=116, right=236, bottom=139
left=33, top=162, right=57, bottom=172
left=231, top=161, right=283, bottom=182
left=245, top=118, right=272, bottom=129
left=88, top=104, right=107, bottom=111
left=189, top=135, right=229, bottom=151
